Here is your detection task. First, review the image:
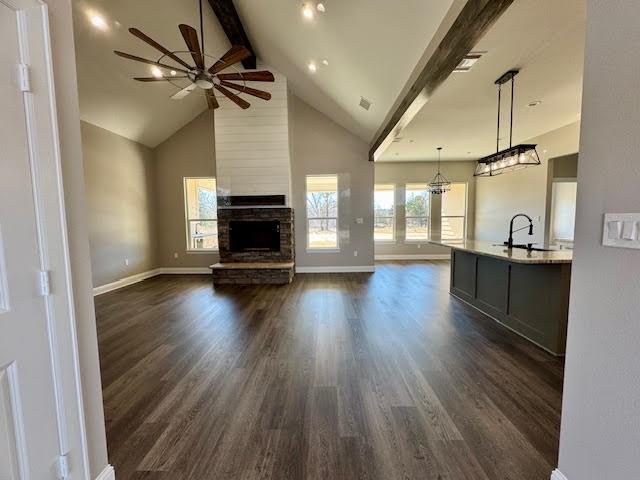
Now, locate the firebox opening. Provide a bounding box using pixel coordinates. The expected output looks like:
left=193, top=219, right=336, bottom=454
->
left=229, top=220, right=281, bottom=252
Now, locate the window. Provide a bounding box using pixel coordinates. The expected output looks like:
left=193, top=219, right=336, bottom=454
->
left=441, top=183, right=467, bottom=241
left=184, top=177, right=218, bottom=251
left=550, top=181, right=577, bottom=243
left=405, top=183, right=430, bottom=241
left=306, top=175, right=338, bottom=250
left=374, top=184, right=395, bottom=241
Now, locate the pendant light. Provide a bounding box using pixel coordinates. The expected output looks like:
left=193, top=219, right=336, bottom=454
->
left=474, top=70, right=541, bottom=177
left=429, top=147, right=451, bottom=194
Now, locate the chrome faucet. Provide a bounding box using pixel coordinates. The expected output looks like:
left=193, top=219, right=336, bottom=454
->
left=506, top=213, right=534, bottom=249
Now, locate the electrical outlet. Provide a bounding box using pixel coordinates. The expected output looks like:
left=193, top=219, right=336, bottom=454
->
left=354, top=250, right=358, bottom=257
left=124, top=258, right=129, bottom=266
left=173, top=252, right=179, bottom=259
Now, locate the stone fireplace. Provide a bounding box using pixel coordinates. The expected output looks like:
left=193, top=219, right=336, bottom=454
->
left=210, top=198, right=295, bottom=285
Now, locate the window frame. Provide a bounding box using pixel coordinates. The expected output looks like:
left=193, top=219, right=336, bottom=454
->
left=404, top=183, right=430, bottom=243
left=374, top=183, right=396, bottom=243
left=440, top=182, right=468, bottom=242
left=183, top=176, right=218, bottom=253
left=305, top=174, right=340, bottom=252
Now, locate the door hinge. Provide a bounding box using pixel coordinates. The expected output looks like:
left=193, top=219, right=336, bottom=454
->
left=39, top=270, right=51, bottom=296
left=18, top=63, right=31, bottom=92
left=56, top=454, right=70, bottom=479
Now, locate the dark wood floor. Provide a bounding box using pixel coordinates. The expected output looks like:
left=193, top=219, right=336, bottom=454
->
left=95, top=261, right=564, bottom=480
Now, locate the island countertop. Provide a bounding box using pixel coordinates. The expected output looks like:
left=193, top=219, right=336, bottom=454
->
left=429, top=239, right=573, bottom=264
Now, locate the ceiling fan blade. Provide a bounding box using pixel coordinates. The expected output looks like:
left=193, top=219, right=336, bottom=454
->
left=134, top=76, right=188, bottom=82
left=171, top=83, right=198, bottom=100
left=217, top=71, right=275, bottom=82
left=129, top=28, right=193, bottom=70
left=178, top=24, right=204, bottom=70
left=206, top=89, right=219, bottom=110
left=114, top=51, right=191, bottom=74
left=214, top=84, right=250, bottom=109
left=220, top=81, right=271, bottom=101
left=208, top=46, right=251, bottom=75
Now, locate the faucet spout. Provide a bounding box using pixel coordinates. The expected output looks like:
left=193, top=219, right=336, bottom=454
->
left=507, top=213, right=534, bottom=249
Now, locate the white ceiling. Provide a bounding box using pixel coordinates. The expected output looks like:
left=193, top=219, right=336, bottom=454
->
left=378, top=0, right=587, bottom=162
left=72, top=0, right=454, bottom=147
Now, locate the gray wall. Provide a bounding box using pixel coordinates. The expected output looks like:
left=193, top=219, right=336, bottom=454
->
left=290, top=94, right=375, bottom=268
left=82, top=122, right=157, bottom=286
left=374, top=161, right=476, bottom=257
left=557, top=1, right=640, bottom=478
left=475, top=122, right=580, bottom=244
left=49, top=0, right=109, bottom=476
left=154, top=110, right=219, bottom=268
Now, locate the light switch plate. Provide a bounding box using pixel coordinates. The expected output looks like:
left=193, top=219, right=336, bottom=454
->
left=602, top=213, right=640, bottom=249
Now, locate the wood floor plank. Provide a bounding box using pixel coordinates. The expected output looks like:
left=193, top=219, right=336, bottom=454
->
left=96, top=263, right=564, bottom=479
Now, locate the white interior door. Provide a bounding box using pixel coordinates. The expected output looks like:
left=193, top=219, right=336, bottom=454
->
left=0, top=2, right=63, bottom=478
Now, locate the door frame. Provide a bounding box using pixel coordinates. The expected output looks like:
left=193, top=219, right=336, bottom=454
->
left=2, top=0, right=90, bottom=477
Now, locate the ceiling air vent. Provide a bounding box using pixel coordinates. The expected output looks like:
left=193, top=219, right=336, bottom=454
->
left=359, top=96, right=372, bottom=111
left=453, top=52, right=485, bottom=73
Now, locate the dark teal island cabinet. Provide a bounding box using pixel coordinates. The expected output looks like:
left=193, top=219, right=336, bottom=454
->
left=433, top=240, right=572, bottom=356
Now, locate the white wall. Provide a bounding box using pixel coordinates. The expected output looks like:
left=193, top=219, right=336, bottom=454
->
left=214, top=65, right=292, bottom=202
left=475, top=122, right=580, bottom=244
left=556, top=1, right=640, bottom=478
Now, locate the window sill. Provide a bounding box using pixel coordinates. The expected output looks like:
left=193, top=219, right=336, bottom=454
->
left=404, top=239, right=430, bottom=244
left=374, top=240, right=397, bottom=244
left=186, top=249, right=219, bottom=254
left=306, top=248, right=341, bottom=253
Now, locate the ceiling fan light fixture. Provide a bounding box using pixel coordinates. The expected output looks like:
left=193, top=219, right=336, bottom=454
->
left=317, top=3, right=326, bottom=12
left=151, top=66, right=163, bottom=78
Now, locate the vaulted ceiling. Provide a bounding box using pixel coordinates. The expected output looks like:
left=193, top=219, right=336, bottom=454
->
left=72, top=0, right=455, bottom=147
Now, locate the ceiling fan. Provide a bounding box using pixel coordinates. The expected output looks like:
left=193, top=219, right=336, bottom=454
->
left=113, top=0, right=274, bottom=110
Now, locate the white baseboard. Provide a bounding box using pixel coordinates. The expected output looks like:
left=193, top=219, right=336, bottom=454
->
left=551, top=469, right=568, bottom=480
left=93, top=269, right=161, bottom=296
left=95, top=464, right=115, bottom=480
left=296, top=265, right=376, bottom=273
left=159, top=267, right=211, bottom=274
left=375, top=254, right=451, bottom=261
left=93, top=267, right=211, bottom=295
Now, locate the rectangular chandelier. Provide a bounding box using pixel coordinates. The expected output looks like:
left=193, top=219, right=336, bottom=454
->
left=474, top=144, right=540, bottom=177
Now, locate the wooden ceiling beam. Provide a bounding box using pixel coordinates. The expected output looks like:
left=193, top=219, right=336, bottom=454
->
left=207, top=0, right=257, bottom=70
left=369, top=0, right=516, bottom=161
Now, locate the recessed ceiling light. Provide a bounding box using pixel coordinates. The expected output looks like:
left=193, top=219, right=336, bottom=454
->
left=322, top=59, right=329, bottom=66
left=151, top=66, right=163, bottom=78
left=317, top=3, right=326, bottom=12
left=170, top=70, right=177, bottom=76
left=302, top=3, right=315, bottom=20
left=528, top=100, right=542, bottom=107
left=88, top=13, right=108, bottom=31
left=308, top=62, right=317, bottom=73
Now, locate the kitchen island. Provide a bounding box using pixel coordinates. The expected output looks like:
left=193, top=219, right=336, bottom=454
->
left=431, top=240, right=572, bottom=355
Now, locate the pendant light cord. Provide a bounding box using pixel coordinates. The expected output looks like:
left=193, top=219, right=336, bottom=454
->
left=496, top=84, right=502, bottom=153
left=510, top=75, right=515, bottom=148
